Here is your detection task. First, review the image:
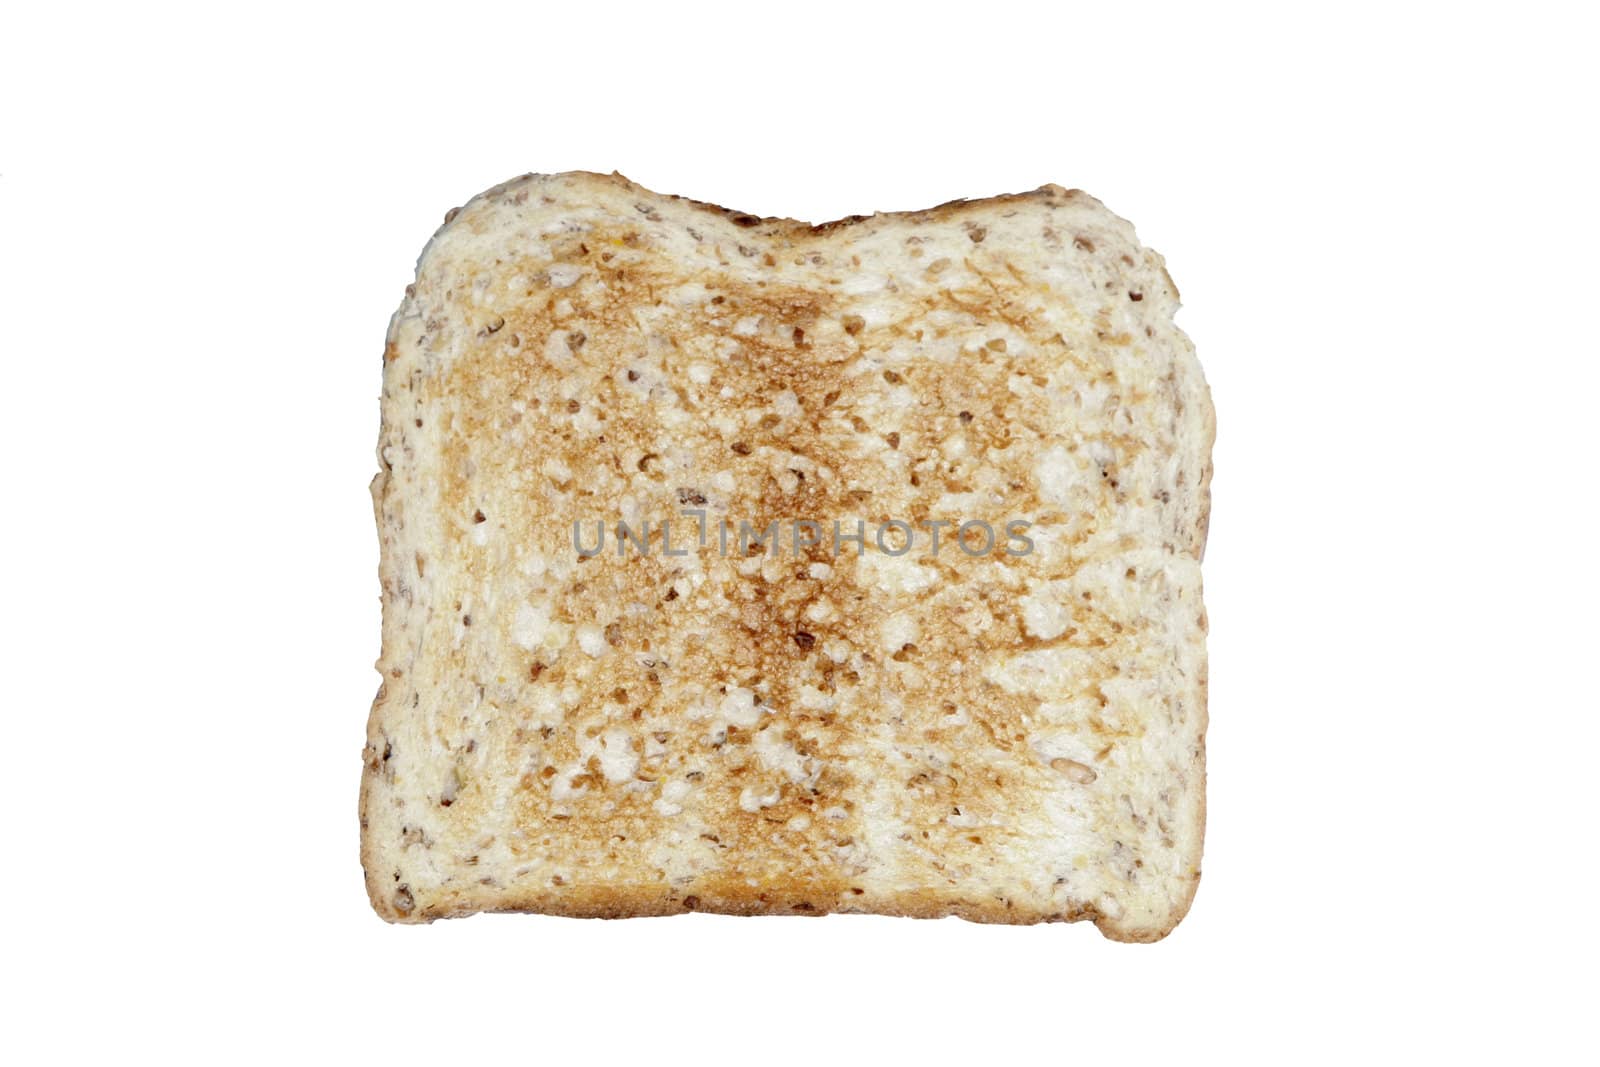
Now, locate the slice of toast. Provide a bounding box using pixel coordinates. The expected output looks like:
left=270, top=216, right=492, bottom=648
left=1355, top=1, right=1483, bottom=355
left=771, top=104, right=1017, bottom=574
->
left=362, top=172, right=1213, bottom=941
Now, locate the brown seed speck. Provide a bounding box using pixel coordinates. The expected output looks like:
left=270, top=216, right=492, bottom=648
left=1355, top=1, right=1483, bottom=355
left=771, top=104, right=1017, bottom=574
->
left=793, top=631, right=816, bottom=650
left=1051, top=758, right=1099, bottom=784
left=731, top=441, right=752, bottom=456
left=473, top=509, right=486, bottom=524
left=566, top=399, right=580, bottom=414
left=841, top=314, right=865, bottom=335
left=1129, top=291, right=1144, bottom=301
left=1073, top=236, right=1094, bottom=252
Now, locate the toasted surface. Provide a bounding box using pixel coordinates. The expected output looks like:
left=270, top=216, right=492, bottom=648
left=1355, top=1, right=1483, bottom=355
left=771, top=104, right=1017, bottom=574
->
left=362, top=172, right=1213, bottom=941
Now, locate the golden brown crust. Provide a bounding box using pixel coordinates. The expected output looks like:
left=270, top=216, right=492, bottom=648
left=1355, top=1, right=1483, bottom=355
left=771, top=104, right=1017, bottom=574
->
left=388, top=885, right=1127, bottom=931
left=528, top=171, right=1086, bottom=242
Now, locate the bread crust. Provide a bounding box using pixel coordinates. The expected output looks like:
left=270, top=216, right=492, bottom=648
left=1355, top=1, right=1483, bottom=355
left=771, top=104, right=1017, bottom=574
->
left=363, top=172, right=1212, bottom=941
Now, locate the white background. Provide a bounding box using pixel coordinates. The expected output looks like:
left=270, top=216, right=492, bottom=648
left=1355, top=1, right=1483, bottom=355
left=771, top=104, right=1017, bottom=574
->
left=4, top=2, right=1595, bottom=1062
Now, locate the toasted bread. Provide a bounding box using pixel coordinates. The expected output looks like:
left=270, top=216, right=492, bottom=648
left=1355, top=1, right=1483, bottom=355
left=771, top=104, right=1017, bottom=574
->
left=362, top=172, right=1212, bottom=941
